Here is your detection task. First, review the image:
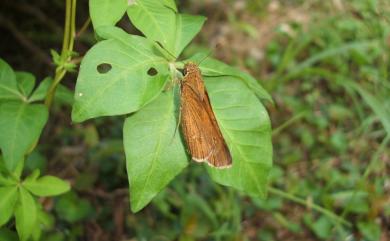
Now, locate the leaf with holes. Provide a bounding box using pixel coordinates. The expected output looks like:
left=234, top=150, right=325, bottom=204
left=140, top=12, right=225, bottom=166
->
left=0, top=59, right=24, bottom=101
left=123, top=90, right=188, bottom=212
left=90, top=0, right=129, bottom=29
left=0, top=102, right=48, bottom=171
left=71, top=30, right=169, bottom=122
left=204, top=76, right=272, bottom=197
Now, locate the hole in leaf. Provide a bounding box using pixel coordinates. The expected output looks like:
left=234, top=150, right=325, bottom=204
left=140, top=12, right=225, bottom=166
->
left=147, top=67, right=158, bottom=76
left=97, top=63, right=112, bottom=74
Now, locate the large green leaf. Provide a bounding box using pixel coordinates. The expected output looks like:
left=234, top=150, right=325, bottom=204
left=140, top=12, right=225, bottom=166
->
left=0, top=186, right=18, bottom=227
left=0, top=102, right=48, bottom=171
left=123, top=90, right=188, bottom=212
left=127, top=0, right=176, bottom=55
left=127, top=1, right=205, bottom=57
left=15, top=188, right=37, bottom=241
left=204, top=76, right=272, bottom=197
left=188, top=55, right=272, bottom=102
left=0, top=58, right=23, bottom=101
left=71, top=31, right=169, bottom=122
left=89, top=0, right=129, bottom=29
left=23, top=175, right=70, bottom=197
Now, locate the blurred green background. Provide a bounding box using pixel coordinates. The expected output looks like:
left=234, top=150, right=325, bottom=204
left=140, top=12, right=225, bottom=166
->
left=1, top=0, right=389, bottom=240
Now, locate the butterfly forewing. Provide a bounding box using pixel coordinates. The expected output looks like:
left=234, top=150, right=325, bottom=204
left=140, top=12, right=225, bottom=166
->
left=180, top=63, right=232, bottom=168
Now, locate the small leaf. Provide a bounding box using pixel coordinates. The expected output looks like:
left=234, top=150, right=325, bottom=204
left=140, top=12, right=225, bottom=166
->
left=0, top=58, right=23, bottom=101
left=189, top=55, right=272, bottom=102
left=23, top=175, right=70, bottom=197
left=89, top=0, right=128, bottom=29
left=0, top=186, right=18, bottom=226
left=204, top=76, right=272, bottom=197
left=15, top=72, right=35, bottom=98
left=124, top=90, right=188, bottom=212
left=0, top=102, right=48, bottom=171
left=72, top=30, right=168, bottom=122
left=15, top=187, right=37, bottom=241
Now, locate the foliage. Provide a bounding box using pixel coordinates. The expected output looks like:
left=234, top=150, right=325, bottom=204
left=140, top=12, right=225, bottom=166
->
left=74, top=0, right=272, bottom=212
left=0, top=0, right=389, bottom=240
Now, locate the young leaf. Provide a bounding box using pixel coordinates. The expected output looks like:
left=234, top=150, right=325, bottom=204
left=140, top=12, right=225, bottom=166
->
left=15, top=187, right=37, bottom=241
left=15, top=72, right=35, bottom=98
left=204, top=76, right=272, bottom=197
left=89, top=0, right=129, bottom=29
left=0, top=58, right=23, bottom=101
left=72, top=32, right=169, bottom=122
left=23, top=175, right=70, bottom=197
left=123, top=90, right=188, bottom=212
left=189, top=54, right=272, bottom=102
left=0, top=186, right=18, bottom=226
left=127, top=0, right=176, bottom=55
left=0, top=102, right=48, bottom=171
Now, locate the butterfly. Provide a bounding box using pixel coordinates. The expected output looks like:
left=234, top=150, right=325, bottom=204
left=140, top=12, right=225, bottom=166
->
left=180, top=62, right=232, bottom=168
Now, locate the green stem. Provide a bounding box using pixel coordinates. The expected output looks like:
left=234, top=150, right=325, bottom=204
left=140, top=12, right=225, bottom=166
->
left=268, top=186, right=352, bottom=227
left=44, top=0, right=77, bottom=108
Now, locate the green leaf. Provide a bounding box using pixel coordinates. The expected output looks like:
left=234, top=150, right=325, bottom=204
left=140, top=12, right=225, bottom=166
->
left=28, top=77, right=51, bottom=102
left=0, top=173, right=16, bottom=186
left=127, top=1, right=205, bottom=57
left=23, top=175, right=70, bottom=197
left=189, top=55, right=272, bottom=102
left=72, top=31, right=168, bottom=122
left=358, top=221, right=381, bottom=241
left=0, top=58, right=23, bottom=101
left=344, top=81, right=390, bottom=136
left=123, top=90, right=188, bottom=212
left=172, top=14, right=206, bottom=57
left=127, top=0, right=176, bottom=55
left=89, top=0, right=129, bottom=29
left=29, top=77, right=73, bottom=105
left=0, top=186, right=18, bottom=226
left=163, top=0, right=177, bottom=12
left=15, top=188, right=37, bottom=241
left=15, top=72, right=35, bottom=98
left=55, top=191, right=94, bottom=222
left=0, top=102, right=48, bottom=171
left=204, top=76, right=272, bottom=197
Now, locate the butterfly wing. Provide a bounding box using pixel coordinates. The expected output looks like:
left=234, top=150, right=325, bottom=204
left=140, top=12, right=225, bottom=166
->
left=180, top=63, right=232, bottom=168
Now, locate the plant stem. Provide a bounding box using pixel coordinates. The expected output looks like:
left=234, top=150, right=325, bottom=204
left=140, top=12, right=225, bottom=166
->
left=44, top=0, right=77, bottom=108
left=268, top=186, right=352, bottom=227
